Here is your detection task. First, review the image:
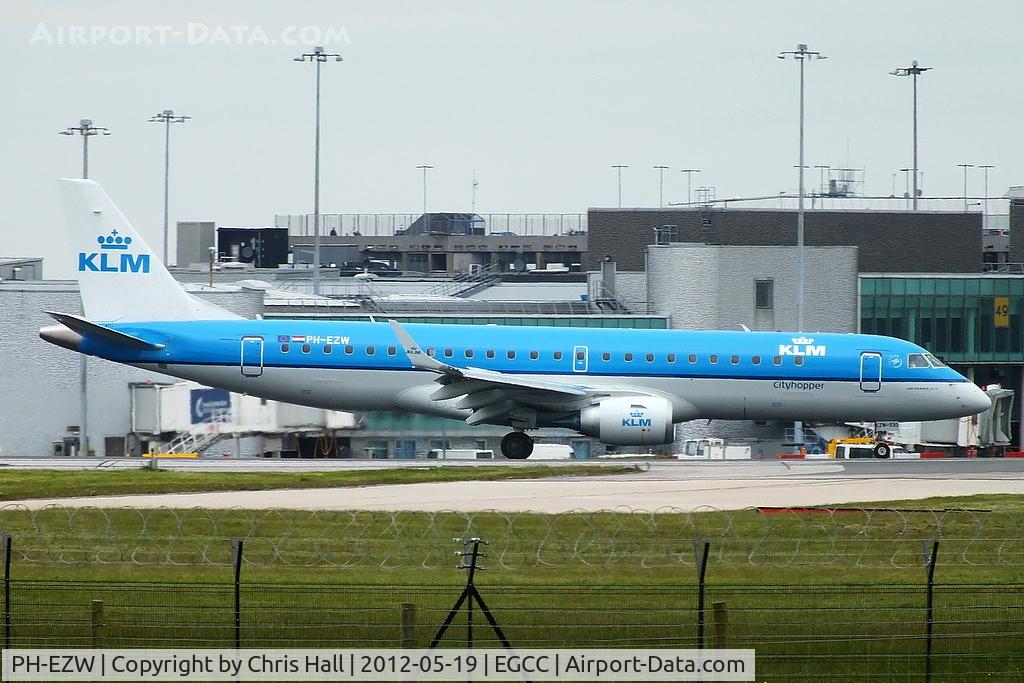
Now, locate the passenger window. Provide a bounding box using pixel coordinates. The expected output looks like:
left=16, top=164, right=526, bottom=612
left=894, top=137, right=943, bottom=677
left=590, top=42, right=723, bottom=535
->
left=794, top=356, right=805, bottom=366
left=709, top=354, right=718, bottom=364
left=576, top=350, right=585, bottom=361
left=281, top=343, right=290, bottom=353
left=645, top=353, right=655, bottom=362
left=553, top=351, right=563, bottom=360
left=486, top=349, right=495, bottom=359
left=752, top=355, right=761, bottom=365
left=465, top=349, right=474, bottom=358
left=688, top=354, right=697, bottom=363
left=773, top=355, right=782, bottom=366
left=324, top=345, right=332, bottom=354
left=624, top=352, right=634, bottom=362
left=507, top=350, right=516, bottom=359
left=366, top=346, right=375, bottom=355
left=530, top=351, right=539, bottom=360
left=730, top=355, right=739, bottom=365
left=908, top=354, right=930, bottom=368
left=667, top=353, right=676, bottom=363
left=444, top=348, right=453, bottom=358
left=387, top=346, right=396, bottom=356
left=301, top=344, right=311, bottom=354
left=602, top=352, right=611, bottom=361
left=345, top=345, right=353, bottom=355
left=426, top=347, right=436, bottom=357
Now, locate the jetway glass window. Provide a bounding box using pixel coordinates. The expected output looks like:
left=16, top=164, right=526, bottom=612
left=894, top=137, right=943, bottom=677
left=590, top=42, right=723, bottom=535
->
left=861, top=275, right=1024, bottom=363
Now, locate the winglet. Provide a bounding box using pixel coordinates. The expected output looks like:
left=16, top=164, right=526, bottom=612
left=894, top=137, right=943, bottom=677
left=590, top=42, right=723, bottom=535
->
left=388, top=319, right=449, bottom=373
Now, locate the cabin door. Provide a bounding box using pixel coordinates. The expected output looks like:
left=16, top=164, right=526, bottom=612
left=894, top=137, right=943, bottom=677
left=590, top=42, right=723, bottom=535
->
left=859, top=352, right=882, bottom=392
left=573, top=345, right=589, bottom=372
left=240, top=336, right=264, bottom=377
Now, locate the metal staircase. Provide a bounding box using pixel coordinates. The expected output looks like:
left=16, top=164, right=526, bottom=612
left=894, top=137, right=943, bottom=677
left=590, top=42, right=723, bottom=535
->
left=423, top=264, right=501, bottom=297
left=153, top=407, right=231, bottom=455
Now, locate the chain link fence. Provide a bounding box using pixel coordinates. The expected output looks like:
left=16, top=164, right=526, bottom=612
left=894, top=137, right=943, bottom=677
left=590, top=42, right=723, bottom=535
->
left=2, top=581, right=1021, bottom=680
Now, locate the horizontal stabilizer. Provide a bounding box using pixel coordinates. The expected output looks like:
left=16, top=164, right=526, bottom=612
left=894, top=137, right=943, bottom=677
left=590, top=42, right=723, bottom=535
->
left=45, top=312, right=164, bottom=350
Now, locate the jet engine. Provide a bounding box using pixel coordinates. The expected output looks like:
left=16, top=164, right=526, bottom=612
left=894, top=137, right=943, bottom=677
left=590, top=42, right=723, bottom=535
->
left=579, top=395, right=675, bottom=446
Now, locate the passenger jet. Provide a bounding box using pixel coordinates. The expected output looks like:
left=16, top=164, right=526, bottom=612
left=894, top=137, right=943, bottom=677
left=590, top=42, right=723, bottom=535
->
left=40, top=180, right=991, bottom=458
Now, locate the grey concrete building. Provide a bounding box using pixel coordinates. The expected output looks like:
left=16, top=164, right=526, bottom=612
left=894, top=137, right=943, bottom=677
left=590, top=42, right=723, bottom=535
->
left=175, top=221, right=215, bottom=269
left=587, top=207, right=981, bottom=273
left=0, top=257, right=43, bottom=281
left=592, top=244, right=859, bottom=333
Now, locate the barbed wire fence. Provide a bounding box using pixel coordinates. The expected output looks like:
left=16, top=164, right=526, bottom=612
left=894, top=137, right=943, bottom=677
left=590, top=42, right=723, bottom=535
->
left=0, top=504, right=1023, bottom=569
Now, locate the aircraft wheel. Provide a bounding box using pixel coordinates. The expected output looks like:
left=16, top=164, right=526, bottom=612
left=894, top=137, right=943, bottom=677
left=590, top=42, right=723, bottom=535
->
left=501, top=432, right=534, bottom=459
left=873, top=443, right=892, bottom=459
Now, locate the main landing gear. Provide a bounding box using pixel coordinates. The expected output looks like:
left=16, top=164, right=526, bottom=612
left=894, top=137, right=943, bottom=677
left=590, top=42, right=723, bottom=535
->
left=501, top=431, right=534, bottom=459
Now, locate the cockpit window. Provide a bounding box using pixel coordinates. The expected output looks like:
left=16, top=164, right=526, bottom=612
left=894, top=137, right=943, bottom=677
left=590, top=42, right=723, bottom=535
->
left=924, top=353, right=948, bottom=368
left=908, top=354, right=930, bottom=368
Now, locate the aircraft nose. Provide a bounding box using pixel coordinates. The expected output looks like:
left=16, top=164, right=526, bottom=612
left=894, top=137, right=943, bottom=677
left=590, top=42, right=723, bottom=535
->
left=960, top=383, right=992, bottom=415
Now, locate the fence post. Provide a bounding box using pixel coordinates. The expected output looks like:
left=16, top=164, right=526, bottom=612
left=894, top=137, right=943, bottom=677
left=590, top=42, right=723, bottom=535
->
left=400, top=604, right=416, bottom=648
left=231, top=538, right=244, bottom=650
left=693, top=538, right=710, bottom=649
left=90, top=600, right=104, bottom=648
left=712, top=602, right=728, bottom=648
left=923, top=540, right=939, bottom=683
left=3, top=533, right=11, bottom=649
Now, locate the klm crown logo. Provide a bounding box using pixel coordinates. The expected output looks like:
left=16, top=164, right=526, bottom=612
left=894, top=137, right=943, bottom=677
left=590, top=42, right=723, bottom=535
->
left=78, top=229, right=150, bottom=274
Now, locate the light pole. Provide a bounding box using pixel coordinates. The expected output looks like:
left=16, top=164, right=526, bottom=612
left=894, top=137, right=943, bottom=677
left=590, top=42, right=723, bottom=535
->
left=295, top=46, right=343, bottom=296
left=59, top=118, right=109, bottom=458
left=653, top=165, right=669, bottom=208
left=471, top=169, right=478, bottom=213
left=978, top=164, right=994, bottom=228
left=611, top=165, right=628, bottom=208
left=148, top=110, right=190, bottom=265
left=680, top=169, right=701, bottom=205
left=778, top=43, right=826, bottom=333
left=416, top=165, right=433, bottom=214
left=891, top=60, right=931, bottom=211
left=957, top=163, right=974, bottom=212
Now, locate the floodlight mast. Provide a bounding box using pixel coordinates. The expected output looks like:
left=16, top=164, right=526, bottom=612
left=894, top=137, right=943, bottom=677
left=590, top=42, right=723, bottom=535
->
left=294, top=46, right=343, bottom=296
left=58, top=118, right=110, bottom=460
left=778, top=43, right=826, bottom=453
left=416, top=165, right=434, bottom=214
left=611, top=165, right=628, bottom=207
left=148, top=110, right=190, bottom=266
left=680, top=169, right=701, bottom=206
left=890, top=60, right=932, bottom=211
left=653, top=165, right=670, bottom=208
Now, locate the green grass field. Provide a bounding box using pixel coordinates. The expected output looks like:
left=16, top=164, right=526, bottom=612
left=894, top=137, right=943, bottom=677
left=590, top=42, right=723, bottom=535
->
left=0, top=485, right=1022, bottom=680
left=0, top=463, right=638, bottom=501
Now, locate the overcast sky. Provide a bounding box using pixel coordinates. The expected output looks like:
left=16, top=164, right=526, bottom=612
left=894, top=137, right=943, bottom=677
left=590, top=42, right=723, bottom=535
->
left=3, top=0, right=1022, bottom=277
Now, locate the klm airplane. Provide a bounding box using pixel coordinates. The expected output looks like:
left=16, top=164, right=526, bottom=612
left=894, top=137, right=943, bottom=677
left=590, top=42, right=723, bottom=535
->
left=40, top=180, right=991, bottom=459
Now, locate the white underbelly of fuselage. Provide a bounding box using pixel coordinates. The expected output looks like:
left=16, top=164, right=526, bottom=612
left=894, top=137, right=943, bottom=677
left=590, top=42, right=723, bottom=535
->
left=132, top=363, right=966, bottom=424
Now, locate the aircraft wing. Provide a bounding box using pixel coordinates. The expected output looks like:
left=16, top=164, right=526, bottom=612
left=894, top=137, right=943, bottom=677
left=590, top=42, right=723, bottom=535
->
left=389, top=319, right=602, bottom=426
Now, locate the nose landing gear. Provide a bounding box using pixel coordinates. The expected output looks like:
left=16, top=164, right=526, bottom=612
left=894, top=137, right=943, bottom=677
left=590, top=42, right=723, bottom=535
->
left=500, top=431, right=534, bottom=459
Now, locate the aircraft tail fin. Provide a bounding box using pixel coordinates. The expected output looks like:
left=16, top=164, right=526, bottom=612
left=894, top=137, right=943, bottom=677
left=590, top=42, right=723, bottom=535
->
left=58, top=178, right=237, bottom=323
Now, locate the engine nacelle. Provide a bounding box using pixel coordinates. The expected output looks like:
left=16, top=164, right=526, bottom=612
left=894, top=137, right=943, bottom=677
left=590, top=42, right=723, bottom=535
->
left=579, top=395, right=675, bottom=446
